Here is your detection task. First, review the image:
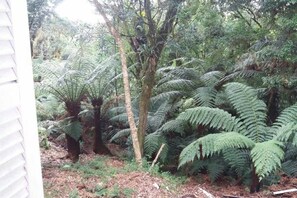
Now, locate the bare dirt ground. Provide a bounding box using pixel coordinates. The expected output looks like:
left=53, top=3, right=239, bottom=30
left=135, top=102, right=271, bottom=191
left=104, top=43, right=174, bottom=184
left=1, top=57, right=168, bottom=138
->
left=41, top=142, right=297, bottom=198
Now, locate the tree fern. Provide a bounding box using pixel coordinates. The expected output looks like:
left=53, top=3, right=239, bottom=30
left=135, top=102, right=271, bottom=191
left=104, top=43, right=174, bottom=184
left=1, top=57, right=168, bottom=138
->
left=251, top=140, right=284, bottom=180
left=178, top=82, right=297, bottom=191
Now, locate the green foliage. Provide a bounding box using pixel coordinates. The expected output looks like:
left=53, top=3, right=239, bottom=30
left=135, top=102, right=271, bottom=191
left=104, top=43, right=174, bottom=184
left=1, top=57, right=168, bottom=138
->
left=144, top=133, right=169, bottom=162
left=110, top=128, right=131, bottom=142
left=251, top=140, right=284, bottom=180
left=273, top=103, right=297, bottom=127
left=225, top=82, right=267, bottom=142
left=50, top=79, right=86, bottom=104
left=178, top=82, right=297, bottom=185
left=61, top=120, right=83, bottom=141
left=36, top=94, right=65, bottom=121
left=179, top=132, right=254, bottom=167
left=177, top=107, right=242, bottom=132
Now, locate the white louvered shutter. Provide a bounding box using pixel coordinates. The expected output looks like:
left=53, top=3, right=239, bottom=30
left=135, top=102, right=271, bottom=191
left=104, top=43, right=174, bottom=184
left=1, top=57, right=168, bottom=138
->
left=0, top=0, right=44, bottom=197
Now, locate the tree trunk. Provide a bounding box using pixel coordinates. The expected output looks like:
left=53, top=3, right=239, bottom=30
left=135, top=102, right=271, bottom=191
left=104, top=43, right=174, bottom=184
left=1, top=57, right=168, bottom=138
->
left=65, top=101, right=81, bottom=162
left=137, top=56, right=157, bottom=154
left=92, top=98, right=110, bottom=154
left=250, top=166, right=261, bottom=193
left=93, top=0, right=142, bottom=164
left=266, top=87, right=279, bottom=124
left=66, top=134, right=80, bottom=162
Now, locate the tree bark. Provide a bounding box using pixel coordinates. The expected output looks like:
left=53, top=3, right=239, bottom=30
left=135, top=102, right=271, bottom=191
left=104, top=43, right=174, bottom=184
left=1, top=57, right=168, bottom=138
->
left=92, top=98, right=110, bottom=154
left=137, top=0, right=182, bottom=155
left=66, top=134, right=80, bottom=162
left=64, top=101, right=81, bottom=162
left=137, top=55, right=158, bottom=153
left=250, top=166, right=261, bottom=193
left=92, top=0, right=142, bottom=164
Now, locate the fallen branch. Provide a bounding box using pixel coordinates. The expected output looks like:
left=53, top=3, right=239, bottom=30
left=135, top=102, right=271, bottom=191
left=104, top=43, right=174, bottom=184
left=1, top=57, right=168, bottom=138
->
left=273, top=188, right=297, bottom=195
left=149, top=143, right=165, bottom=171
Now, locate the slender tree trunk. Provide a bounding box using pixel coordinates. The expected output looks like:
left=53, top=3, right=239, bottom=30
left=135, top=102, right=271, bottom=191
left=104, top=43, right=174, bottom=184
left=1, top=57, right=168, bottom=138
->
left=92, top=98, right=110, bottom=154
left=92, top=0, right=142, bottom=164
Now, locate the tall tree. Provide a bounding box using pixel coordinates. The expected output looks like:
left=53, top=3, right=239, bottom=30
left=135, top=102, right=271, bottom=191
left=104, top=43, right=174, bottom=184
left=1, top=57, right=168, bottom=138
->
left=93, top=0, right=184, bottom=156
left=91, top=0, right=142, bottom=163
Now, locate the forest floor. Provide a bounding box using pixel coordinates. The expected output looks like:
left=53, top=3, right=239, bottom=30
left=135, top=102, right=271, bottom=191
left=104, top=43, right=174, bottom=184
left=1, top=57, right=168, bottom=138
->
left=42, top=142, right=297, bottom=198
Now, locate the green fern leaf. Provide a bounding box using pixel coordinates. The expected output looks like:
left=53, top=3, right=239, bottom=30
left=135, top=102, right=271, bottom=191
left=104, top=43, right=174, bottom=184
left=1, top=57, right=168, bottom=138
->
left=200, top=71, right=224, bottom=86
left=110, top=128, right=131, bottom=142
left=274, top=103, right=297, bottom=127
left=282, top=160, right=297, bottom=177
left=179, top=132, right=254, bottom=168
left=62, top=120, right=82, bottom=141
left=160, top=119, right=189, bottom=135
left=177, top=107, right=243, bottom=132
left=144, top=133, right=168, bottom=162
left=214, top=132, right=255, bottom=152
left=224, top=82, right=267, bottom=142
left=178, top=139, right=201, bottom=168
left=223, top=148, right=250, bottom=175
left=251, top=140, right=284, bottom=180
left=274, top=122, right=297, bottom=144
left=192, top=87, right=217, bottom=107
left=207, top=158, right=227, bottom=182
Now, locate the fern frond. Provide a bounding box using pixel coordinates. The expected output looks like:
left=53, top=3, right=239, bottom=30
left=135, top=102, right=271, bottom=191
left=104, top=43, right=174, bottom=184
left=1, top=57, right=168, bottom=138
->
left=151, top=91, right=182, bottom=104
left=110, top=113, right=129, bottom=124
left=61, top=120, right=83, bottom=141
left=157, top=79, right=195, bottom=92
left=223, top=148, right=251, bottom=175
left=148, top=101, right=172, bottom=132
left=200, top=71, right=224, bottom=86
left=282, top=160, right=297, bottom=177
left=110, top=128, right=131, bottom=142
left=108, top=106, right=127, bottom=116
left=219, top=70, right=259, bottom=84
left=160, top=119, right=189, bottom=135
left=251, top=140, right=284, bottom=180
left=178, top=139, right=201, bottom=168
left=144, top=133, right=168, bottom=162
left=214, top=132, right=255, bottom=152
left=274, top=103, right=297, bottom=127
left=224, top=82, right=267, bottom=142
left=207, top=158, right=228, bottom=182
left=192, top=87, right=217, bottom=107
left=177, top=107, right=243, bottom=132
left=274, top=122, right=297, bottom=144
left=179, top=132, right=254, bottom=168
